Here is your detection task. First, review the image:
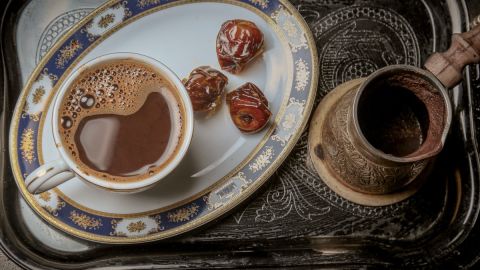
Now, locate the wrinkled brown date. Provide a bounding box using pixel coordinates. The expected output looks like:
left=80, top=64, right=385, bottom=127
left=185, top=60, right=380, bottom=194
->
left=216, top=20, right=264, bottom=74
left=184, top=66, right=228, bottom=112
left=227, top=82, right=271, bottom=133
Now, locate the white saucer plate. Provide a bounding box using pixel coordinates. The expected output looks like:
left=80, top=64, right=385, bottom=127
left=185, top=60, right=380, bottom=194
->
left=10, top=0, right=317, bottom=243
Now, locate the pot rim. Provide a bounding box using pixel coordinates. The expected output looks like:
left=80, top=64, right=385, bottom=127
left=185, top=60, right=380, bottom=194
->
left=351, top=65, right=452, bottom=164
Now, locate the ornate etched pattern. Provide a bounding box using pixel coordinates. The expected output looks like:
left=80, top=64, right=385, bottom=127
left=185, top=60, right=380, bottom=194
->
left=137, top=0, right=161, bottom=8
left=307, top=6, right=419, bottom=91
left=69, top=211, right=102, bottom=230
left=55, top=39, right=83, bottom=69
left=277, top=131, right=412, bottom=219
left=167, top=204, right=200, bottom=223
left=20, top=128, right=35, bottom=164
left=256, top=175, right=331, bottom=222
left=295, top=58, right=310, bottom=91
left=36, top=8, right=93, bottom=64
left=249, top=146, right=274, bottom=173
left=321, top=89, right=427, bottom=193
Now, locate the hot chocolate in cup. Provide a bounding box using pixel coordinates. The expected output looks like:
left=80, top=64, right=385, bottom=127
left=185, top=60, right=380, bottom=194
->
left=25, top=52, right=194, bottom=194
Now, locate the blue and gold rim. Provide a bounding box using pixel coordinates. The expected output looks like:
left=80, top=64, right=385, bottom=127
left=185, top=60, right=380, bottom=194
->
left=9, top=0, right=318, bottom=243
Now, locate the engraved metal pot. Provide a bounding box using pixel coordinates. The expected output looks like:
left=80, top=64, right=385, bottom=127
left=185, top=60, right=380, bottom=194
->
left=314, top=24, right=480, bottom=195
left=321, top=66, right=450, bottom=194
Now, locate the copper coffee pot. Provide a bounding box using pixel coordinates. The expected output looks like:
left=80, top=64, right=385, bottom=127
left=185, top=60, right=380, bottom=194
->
left=308, top=24, right=480, bottom=206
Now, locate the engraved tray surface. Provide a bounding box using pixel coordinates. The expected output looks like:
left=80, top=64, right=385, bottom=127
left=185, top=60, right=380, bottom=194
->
left=1, top=0, right=480, bottom=268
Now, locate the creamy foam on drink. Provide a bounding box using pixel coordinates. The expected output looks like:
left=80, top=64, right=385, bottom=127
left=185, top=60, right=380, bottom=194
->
left=59, top=59, right=184, bottom=183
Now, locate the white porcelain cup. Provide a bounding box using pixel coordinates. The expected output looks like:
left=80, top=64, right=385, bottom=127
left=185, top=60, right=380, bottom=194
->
left=25, top=53, right=194, bottom=194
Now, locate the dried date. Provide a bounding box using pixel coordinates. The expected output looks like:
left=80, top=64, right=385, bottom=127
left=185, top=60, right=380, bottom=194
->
left=227, top=82, right=271, bottom=133
left=216, top=20, right=264, bottom=74
left=184, top=66, right=228, bottom=112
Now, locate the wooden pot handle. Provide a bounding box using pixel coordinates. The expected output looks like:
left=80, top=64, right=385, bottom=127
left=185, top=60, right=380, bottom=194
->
left=424, top=24, right=480, bottom=88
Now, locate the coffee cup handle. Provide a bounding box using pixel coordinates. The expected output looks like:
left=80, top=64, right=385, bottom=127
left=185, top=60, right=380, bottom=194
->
left=25, top=160, right=75, bottom=194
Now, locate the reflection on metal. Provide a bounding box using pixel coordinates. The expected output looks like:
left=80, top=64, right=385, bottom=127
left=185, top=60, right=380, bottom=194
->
left=473, top=15, right=480, bottom=28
